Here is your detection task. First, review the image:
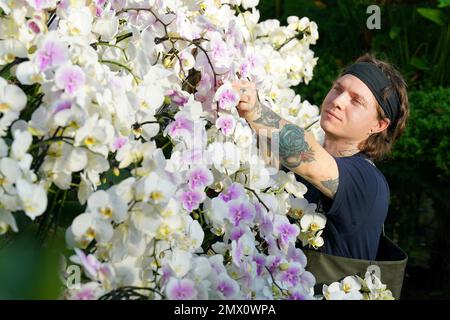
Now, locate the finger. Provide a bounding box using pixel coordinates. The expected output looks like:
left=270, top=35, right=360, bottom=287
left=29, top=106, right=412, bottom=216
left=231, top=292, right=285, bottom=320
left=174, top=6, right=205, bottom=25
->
left=239, top=94, right=249, bottom=103
left=239, top=79, right=252, bottom=87
left=232, top=79, right=255, bottom=89
left=237, top=101, right=253, bottom=112
left=231, top=85, right=249, bottom=97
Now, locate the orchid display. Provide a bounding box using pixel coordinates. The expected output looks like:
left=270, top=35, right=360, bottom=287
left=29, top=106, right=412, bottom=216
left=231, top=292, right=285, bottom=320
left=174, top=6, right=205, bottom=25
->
left=0, top=0, right=387, bottom=301
left=322, top=268, right=395, bottom=300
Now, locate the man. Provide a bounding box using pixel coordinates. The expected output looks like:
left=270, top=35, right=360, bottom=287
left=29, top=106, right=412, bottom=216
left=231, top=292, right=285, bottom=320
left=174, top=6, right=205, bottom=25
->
left=232, top=54, right=409, bottom=261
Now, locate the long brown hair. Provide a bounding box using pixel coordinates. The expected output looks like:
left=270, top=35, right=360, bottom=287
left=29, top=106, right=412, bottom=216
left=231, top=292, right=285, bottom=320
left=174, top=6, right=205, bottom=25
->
left=341, top=53, right=410, bottom=161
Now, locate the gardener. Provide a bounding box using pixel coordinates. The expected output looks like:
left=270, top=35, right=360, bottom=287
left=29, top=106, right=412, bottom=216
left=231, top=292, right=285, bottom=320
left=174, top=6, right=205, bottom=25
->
left=232, top=53, right=409, bottom=262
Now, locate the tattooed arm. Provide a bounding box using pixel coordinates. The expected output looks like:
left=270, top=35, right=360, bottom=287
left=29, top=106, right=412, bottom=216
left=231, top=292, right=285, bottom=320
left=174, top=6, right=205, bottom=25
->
left=233, top=87, right=340, bottom=199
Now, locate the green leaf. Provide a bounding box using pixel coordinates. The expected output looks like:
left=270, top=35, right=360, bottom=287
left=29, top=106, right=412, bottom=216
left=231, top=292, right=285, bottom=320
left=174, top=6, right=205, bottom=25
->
left=417, top=8, right=446, bottom=26
left=438, top=0, right=450, bottom=8
left=410, top=57, right=430, bottom=71
left=389, top=26, right=401, bottom=40
left=0, top=227, right=63, bottom=299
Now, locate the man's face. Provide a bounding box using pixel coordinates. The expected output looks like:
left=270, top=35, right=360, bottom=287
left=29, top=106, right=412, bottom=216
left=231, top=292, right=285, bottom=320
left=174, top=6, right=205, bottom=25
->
left=320, top=74, right=381, bottom=141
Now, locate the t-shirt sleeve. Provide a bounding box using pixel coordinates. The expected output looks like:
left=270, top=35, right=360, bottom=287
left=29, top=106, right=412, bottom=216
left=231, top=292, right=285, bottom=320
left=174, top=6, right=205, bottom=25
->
left=324, top=156, right=384, bottom=230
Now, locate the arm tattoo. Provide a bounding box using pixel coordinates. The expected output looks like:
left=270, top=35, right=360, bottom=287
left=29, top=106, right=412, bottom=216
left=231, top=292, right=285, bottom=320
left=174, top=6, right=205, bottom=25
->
left=320, top=177, right=339, bottom=197
left=252, top=102, right=282, bottom=128
left=277, top=124, right=315, bottom=168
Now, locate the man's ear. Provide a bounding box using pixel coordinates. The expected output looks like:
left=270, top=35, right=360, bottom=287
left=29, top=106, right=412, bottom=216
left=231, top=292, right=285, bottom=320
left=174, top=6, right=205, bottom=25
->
left=371, top=118, right=390, bottom=134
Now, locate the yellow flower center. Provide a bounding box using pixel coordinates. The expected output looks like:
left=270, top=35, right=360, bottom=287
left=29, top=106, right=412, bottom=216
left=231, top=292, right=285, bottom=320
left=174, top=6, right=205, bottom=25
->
left=156, top=223, right=170, bottom=240
left=140, top=100, right=150, bottom=109
left=70, top=0, right=82, bottom=6
left=279, top=263, right=289, bottom=271
left=168, top=31, right=180, bottom=38
left=163, top=56, right=175, bottom=68
left=85, top=227, right=96, bottom=239
left=69, top=121, right=80, bottom=129
left=133, top=126, right=143, bottom=137
left=289, top=208, right=304, bottom=219
left=28, top=126, right=43, bottom=136
left=0, top=102, right=10, bottom=112
left=311, top=237, right=322, bottom=248
left=222, top=159, right=231, bottom=167
left=343, top=283, right=352, bottom=293
left=47, top=149, right=62, bottom=157
left=69, top=26, right=81, bottom=36
left=289, top=107, right=299, bottom=116
left=0, top=222, right=9, bottom=235
left=24, top=201, right=38, bottom=214
left=4, top=53, right=15, bottom=64
left=31, top=73, right=43, bottom=83
left=100, top=207, right=113, bottom=218
left=161, top=208, right=174, bottom=217
left=150, top=191, right=163, bottom=202
left=310, top=222, right=321, bottom=232
left=84, top=136, right=96, bottom=146
left=270, top=91, right=278, bottom=100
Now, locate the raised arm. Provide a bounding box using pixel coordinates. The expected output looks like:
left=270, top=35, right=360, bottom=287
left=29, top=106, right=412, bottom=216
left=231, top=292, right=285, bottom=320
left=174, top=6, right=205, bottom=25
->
left=232, top=80, right=339, bottom=199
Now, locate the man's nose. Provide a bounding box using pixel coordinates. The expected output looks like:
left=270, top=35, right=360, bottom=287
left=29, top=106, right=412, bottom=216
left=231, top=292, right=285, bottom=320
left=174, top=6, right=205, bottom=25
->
left=331, top=92, right=349, bottom=110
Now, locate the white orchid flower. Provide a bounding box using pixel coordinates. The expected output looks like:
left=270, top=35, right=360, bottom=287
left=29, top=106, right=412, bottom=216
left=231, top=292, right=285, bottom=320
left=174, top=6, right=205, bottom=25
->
left=168, top=249, right=192, bottom=278
left=273, top=170, right=308, bottom=198
left=10, top=129, right=32, bottom=161
left=87, top=189, right=127, bottom=223
left=0, top=38, right=27, bottom=65
left=92, top=8, right=119, bottom=42
left=75, top=113, right=114, bottom=157
left=208, top=141, right=241, bottom=175
left=322, top=282, right=345, bottom=300
left=288, top=196, right=317, bottom=220
left=15, top=179, right=47, bottom=220
left=300, top=212, right=327, bottom=233
left=0, top=157, right=21, bottom=185
left=0, top=77, right=27, bottom=115
left=0, top=208, right=18, bottom=235
left=341, top=276, right=363, bottom=298
left=70, top=212, right=113, bottom=247
left=136, top=171, right=176, bottom=205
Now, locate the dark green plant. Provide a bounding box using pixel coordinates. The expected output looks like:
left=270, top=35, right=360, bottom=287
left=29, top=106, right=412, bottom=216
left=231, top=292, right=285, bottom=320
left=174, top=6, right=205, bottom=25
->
left=391, top=87, right=450, bottom=175
left=415, top=2, right=449, bottom=86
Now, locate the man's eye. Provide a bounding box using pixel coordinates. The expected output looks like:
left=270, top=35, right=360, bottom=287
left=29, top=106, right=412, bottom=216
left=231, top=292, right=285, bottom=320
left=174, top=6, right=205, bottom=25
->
left=353, top=98, right=363, bottom=106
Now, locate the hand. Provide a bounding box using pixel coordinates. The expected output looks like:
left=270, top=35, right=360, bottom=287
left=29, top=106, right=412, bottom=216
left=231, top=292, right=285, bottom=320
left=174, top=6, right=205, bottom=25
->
left=231, top=79, right=259, bottom=121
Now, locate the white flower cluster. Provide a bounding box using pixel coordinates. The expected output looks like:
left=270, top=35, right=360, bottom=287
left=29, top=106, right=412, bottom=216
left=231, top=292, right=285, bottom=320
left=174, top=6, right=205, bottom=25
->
left=288, top=195, right=326, bottom=249
left=0, top=125, right=48, bottom=233
left=0, top=0, right=328, bottom=300
left=323, top=268, right=395, bottom=300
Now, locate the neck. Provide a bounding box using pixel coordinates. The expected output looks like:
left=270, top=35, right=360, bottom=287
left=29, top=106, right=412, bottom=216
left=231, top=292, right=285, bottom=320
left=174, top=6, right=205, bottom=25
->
left=323, top=134, right=361, bottom=157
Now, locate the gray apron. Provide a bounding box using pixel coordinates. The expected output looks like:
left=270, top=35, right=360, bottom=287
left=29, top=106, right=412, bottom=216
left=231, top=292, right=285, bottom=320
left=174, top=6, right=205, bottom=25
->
left=304, top=157, right=408, bottom=300
left=304, top=230, right=408, bottom=299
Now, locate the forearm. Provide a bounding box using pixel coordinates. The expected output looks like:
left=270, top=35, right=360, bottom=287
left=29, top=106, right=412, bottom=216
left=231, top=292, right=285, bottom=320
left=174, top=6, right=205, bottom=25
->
left=246, top=102, right=318, bottom=173
left=234, top=81, right=339, bottom=199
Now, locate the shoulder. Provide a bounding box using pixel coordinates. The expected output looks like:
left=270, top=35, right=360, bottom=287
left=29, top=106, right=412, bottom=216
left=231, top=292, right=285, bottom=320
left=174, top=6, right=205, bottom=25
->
left=331, top=154, right=390, bottom=209
left=336, top=154, right=388, bottom=186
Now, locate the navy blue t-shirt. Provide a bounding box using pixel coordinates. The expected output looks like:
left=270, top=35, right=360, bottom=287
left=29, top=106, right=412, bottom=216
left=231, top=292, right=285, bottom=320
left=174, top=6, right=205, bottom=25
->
left=292, top=152, right=390, bottom=260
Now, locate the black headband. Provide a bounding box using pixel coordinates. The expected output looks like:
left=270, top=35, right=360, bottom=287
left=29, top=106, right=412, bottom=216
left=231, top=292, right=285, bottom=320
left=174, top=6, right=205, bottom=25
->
left=342, top=62, right=400, bottom=129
